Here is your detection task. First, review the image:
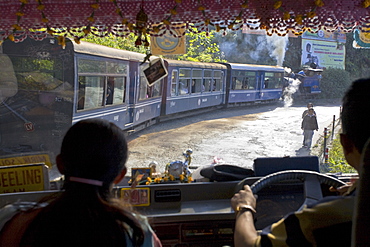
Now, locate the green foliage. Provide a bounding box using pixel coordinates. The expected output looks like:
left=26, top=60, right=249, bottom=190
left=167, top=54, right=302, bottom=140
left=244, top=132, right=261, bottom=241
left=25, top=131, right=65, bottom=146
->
left=319, top=68, right=351, bottom=98
left=166, top=30, right=226, bottom=62
left=81, top=30, right=226, bottom=63
left=82, top=33, right=149, bottom=54
left=327, top=135, right=356, bottom=173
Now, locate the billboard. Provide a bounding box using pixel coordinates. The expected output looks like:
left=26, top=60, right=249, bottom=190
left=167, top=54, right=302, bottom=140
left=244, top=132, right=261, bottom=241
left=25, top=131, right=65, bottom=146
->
left=301, top=29, right=346, bottom=69
left=150, top=24, right=186, bottom=55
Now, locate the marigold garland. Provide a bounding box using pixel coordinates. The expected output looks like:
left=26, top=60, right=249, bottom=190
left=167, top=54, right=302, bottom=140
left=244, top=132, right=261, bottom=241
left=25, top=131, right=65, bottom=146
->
left=4, top=0, right=357, bottom=47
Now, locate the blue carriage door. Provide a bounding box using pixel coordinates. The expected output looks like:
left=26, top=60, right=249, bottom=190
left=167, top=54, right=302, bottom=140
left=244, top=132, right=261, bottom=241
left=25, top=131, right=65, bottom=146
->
left=127, top=61, right=139, bottom=126
left=256, top=71, right=264, bottom=100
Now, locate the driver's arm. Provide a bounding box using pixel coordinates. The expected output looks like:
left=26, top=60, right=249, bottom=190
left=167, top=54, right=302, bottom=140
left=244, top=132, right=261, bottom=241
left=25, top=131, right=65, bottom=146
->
left=231, top=185, right=258, bottom=247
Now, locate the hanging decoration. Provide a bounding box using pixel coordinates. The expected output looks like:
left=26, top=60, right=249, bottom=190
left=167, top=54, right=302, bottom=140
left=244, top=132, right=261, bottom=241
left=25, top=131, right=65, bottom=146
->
left=0, top=0, right=369, bottom=46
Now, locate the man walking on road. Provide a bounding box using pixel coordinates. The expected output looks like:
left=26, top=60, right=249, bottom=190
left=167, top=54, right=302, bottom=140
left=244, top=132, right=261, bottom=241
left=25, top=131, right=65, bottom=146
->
left=301, top=107, right=318, bottom=148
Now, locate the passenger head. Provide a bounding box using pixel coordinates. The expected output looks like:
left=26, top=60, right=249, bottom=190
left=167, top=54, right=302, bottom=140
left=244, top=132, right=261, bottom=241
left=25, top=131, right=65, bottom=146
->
left=57, top=119, right=128, bottom=189
left=307, top=102, right=313, bottom=108
left=341, top=78, right=370, bottom=169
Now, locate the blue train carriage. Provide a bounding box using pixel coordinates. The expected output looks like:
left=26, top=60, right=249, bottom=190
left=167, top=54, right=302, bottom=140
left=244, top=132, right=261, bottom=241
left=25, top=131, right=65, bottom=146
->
left=225, top=63, right=285, bottom=104
left=131, top=57, right=164, bottom=132
left=0, top=37, right=156, bottom=180
left=301, top=68, right=322, bottom=94
left=72, top=40, right=155, bottom=131
left=163, top=60, right=228, bottom=115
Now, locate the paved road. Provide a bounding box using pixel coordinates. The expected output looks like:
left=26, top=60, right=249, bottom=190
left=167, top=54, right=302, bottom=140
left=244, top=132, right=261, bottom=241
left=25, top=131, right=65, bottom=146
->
left=126, top=100, right=341, bottom=175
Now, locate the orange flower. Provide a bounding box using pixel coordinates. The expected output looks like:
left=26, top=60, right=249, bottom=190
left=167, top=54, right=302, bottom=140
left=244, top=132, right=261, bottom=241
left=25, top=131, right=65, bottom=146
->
left=215, top=24, right=221, bottom=32
left=363, top=0, right=370, bottom=8
left=198, top=6, right=206, bottom=11
left=20, top=0, right=28, bottom=4
left=42, top=17, right=49, bottom=23
left=241, top=2, right=248, bottom=8
left=122, top=18, right=128, bottom=25
left=163, top=19, right=171, bottom=26
left=175, top=0, right=182, bottom=3
left=307, top=11, right=316, bottom=18
left=283, top=11, right=290, bottom=20
left=170, top=8, right=177, bottom=15
left=47, top=29, right=54, bottom=35
left=8, top=34, right=15, bottom=42
left=127, top=23, right=134, bottom=31
left=204, top=18, right=211, bottom=25
left=169, top=175, right=175, bottom=181
left=83, top=28, right=91, bottom=34
left=274, top=1, right=282, bottom=9
left=37, top=4, right=45, bottom=11
left=295, top=14, right=303, bottom=25
left=153, top=26, right=160, bottom=33
left=74, top=38, right=81, bottom=44
left=15, top=12, right=25, bottom=16
left=57, top=36, right=66, bottom=48
left=314, top=0, right=324, bottom=7
left=88, top=16, right=95, bottom=22
left=187, top=177, right=193, bottom=183
left=12, top=24, right=22, bottom=30
left=90, top=3, right=100, bottom=9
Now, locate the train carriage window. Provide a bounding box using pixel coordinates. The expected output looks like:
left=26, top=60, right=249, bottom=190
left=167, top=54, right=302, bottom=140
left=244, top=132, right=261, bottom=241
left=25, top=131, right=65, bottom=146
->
left=192, top=69, right=202, bottom=93
left=78, top=76, right=105, bottom=110
left=179, top=69, right=191, bottom=95
left=179, top=79, right=189, bottom=95
left=78, top=59, right=105, bottom=73
left=231, top=71, right=256, bottom=90
left=213, top=70, right=223, bottom=91
left=245, top=71, right=256, bottom=89
left=171, top=70, right=178, bottom=96
left=106, top=77, right=126, bottom=105
left=231, top=71, right=243, bottom=90
left=139, top=74, right=162, bottom=101
left=264, top=72, right=283, bottom=89
left=203, top=70, right=212, bottom=92
left=107, top=61, right=127, bottom=74
left=77, top=58, right=129, bottom=110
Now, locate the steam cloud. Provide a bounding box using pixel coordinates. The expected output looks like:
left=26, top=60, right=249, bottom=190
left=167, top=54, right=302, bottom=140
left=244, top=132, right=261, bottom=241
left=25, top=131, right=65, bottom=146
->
left=266, top=34, right=289, bottom=66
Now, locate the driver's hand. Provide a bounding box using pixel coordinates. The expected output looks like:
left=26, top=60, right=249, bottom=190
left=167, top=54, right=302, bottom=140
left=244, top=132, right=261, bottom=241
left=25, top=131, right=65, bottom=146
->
left=231, top=185, right=257, bottom=211
left=329, top=182, right=352, bottom=195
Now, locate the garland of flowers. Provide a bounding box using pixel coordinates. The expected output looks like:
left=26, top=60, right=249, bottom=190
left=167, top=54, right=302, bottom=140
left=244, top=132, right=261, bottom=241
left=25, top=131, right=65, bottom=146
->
left=5, top=0, right=365, bottom=47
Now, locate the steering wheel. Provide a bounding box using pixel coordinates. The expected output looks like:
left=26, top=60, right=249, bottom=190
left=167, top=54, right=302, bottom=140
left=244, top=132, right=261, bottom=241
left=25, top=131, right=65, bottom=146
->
left=236, top=170, right=347, bottom=210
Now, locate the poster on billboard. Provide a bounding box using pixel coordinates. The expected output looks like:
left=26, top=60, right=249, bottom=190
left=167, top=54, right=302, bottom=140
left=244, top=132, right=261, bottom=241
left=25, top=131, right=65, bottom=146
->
left=301, top=29, right=346, bottom=69
left=150, top=24, right=186, bottom=55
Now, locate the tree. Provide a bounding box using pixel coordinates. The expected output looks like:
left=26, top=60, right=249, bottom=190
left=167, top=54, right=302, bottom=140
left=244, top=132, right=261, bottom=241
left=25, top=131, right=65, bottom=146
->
left=83, top=33, right=149, bottom=54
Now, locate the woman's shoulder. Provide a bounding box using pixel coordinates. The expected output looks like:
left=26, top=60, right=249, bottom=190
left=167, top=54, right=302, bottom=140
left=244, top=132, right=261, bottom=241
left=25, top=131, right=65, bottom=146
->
left=0, top=202, right=46, bottom=246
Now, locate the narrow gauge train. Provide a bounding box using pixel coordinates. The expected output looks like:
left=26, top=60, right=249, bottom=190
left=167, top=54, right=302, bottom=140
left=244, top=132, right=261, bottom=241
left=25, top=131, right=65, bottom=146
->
left=0, top=37, right=285, bottom=178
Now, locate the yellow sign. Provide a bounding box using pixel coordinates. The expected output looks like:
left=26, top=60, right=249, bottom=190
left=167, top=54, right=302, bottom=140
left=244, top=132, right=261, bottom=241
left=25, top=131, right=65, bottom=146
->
left=0, top=164, right=46, bottom=193
left=120, top=187, right=150, bottom=206
left=150, top=25, right=186, bottom=55
left=0, top=154, right=52, bottom=168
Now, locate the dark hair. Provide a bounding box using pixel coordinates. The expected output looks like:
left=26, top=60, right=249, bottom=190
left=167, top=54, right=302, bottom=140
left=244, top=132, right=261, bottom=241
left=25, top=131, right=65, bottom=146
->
left=21, top=119, right=144, bottom=246
left=341, top=78, right=370, bottom=152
